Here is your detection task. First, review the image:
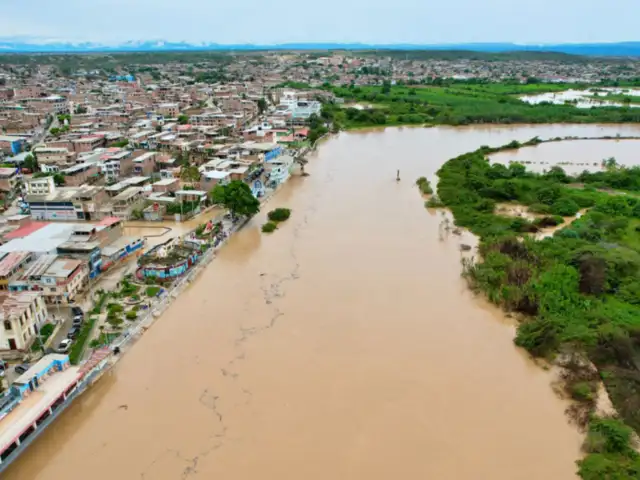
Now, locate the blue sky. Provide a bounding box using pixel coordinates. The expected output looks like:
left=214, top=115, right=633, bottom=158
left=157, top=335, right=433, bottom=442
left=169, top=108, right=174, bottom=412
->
left=1, top=0, right=638, bottom=44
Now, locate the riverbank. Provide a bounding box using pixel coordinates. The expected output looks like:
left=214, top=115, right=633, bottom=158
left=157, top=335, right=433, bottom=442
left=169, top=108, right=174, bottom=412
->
left=431, top=134, right=640, bottom=478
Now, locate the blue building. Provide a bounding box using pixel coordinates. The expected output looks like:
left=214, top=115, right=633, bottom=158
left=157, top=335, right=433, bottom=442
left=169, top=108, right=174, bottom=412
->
left=0, top=136, right=25, bottom=155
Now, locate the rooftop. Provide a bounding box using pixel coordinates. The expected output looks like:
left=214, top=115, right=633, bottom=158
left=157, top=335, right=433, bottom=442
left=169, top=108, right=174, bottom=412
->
left=3, top=222, right=48, bottom=240
left=112, top=187, right=143, bottom=202
left=0, top=363, right=80, bottom=453
left=0, top=251, right=30, bottom=277
left=0, top=291, right=42, bottom=319
left=43, top=258, right=83, bottom=279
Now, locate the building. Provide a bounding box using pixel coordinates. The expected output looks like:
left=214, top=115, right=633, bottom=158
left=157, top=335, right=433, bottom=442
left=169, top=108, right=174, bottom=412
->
left=111, top=187, right=146, bottom=219
left=0, top=136, right=26, bottom=156
left=157, top=103, right=180, bottom=118
left=25, top=176, right=55, bottom=196
left=200, top=170, right=230, bottom=192
left=0, top=252, right=33, bottom=291
left=0, top=292, right=48, bottom=351
left=71, top=136, right=105, bottom=153
left=132, top=151, right=157, bottom=176
left=60, top=163, right=99, bottom=187
left=39, top=257, right=88, bottom=304
left=25, top=185, right=109, bottom=222
left=151, top=178, right=179, bottom=194
left=0, top=168, right=19, bottom=193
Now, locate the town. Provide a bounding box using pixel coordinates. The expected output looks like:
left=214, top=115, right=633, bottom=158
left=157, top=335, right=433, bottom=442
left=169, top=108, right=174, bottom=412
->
left=1, top=48, right=640, bottom=475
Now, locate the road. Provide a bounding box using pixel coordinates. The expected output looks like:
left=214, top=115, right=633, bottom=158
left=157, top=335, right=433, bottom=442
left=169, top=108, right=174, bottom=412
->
left=31, top=115, right=59, bottom=148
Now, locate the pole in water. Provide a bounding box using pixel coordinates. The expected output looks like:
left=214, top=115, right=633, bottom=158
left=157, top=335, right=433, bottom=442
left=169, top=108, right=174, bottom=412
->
left=396, top=169, right=400, bottom=181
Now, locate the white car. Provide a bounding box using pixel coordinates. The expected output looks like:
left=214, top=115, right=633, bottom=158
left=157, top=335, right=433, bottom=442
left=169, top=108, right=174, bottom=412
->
left=56, top=339, right=73, bottom=354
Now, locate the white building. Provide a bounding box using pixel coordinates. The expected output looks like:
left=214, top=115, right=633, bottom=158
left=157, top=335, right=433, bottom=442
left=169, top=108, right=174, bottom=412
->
left=0, top=292, right=49, bottom=352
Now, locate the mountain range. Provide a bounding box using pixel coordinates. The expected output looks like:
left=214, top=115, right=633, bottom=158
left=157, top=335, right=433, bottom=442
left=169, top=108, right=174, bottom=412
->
left=2, top=39, right=640, bottom=56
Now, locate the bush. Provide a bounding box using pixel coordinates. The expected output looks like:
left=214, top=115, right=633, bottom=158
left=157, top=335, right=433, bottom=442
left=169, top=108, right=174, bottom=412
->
left=68, top=317, right=96, bottom=365
left=551, top=197, right=580, bottom=216
left=107, top=303, right=124, bottom=313
left=425, top=197, right=445, bottom=208
left=126, top=311, right=137, bottom=320
left=262, top=221, right=278, bottom=233
left=529, top=203, right=552, bottom=214
left=267, top=208, right=291, bottom=222
left=416, top=176, right=433, bottom=194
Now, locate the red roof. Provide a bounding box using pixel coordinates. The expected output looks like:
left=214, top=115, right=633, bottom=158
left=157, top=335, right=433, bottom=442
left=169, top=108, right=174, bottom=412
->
left=4, top=222, right=48, bottom=240
left=96, top=217, right=121, bottom=228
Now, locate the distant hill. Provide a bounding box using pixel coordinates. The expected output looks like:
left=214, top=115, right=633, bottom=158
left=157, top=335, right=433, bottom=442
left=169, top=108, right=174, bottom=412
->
left=1, top=39, right=640, bottom=57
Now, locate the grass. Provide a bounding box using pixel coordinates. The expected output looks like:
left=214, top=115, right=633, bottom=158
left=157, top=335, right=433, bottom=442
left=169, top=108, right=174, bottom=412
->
left=68, top=317, right=97, bottom=365
left=30, top=323, right=55, bottom=352
left=145, top=286, right=161, bottom=297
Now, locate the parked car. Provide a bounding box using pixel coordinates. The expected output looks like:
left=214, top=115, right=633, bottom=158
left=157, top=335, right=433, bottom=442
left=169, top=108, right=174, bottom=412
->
left=56, top=339, right=72, bottom=354
left=71, top=306, right=84, bottom=320
left=14, top=364, right=30, bottom=375
left=0, top=360, right=6, bottom=377
left=67, top=326, right=80, bottom=339
left=72, top=316, right=84, bottom=327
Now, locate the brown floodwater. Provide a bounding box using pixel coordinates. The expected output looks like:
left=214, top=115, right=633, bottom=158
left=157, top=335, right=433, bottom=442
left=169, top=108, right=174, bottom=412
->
left=7, top=124, right=640, bottom=480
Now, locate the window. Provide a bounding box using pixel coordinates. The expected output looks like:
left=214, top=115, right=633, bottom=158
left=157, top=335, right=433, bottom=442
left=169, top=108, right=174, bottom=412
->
left=4, top=320, right=11, bottom=331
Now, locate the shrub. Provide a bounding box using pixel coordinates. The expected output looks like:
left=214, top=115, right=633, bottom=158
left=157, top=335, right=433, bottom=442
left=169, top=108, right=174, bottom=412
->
left=425, top=197, right=445, bottom=208
left=529, top=203, right=552, bottom=214
left=126, top=311, right=137, bottom=320
left=416, top=176, right=433, bottom=194
left=69, top=317, right=97, bottom=365
left=267, top=208, right=291, bottom=222
left=107, top=303, right=124, bottom=313
left=89, top=339, right=101, bottom=349
left=551, top=197, right=580, bottom=217
left=262, top=221, right=278, bottom=233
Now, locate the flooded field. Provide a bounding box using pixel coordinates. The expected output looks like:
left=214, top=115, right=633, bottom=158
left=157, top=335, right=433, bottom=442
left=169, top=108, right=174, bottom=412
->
left=489, top=137, right=640, bottom=174
left=7, top=124, right=640, bottom=480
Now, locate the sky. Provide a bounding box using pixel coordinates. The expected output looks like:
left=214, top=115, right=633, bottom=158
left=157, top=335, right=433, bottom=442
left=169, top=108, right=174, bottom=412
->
left=1, top=0, right=639, bottom=45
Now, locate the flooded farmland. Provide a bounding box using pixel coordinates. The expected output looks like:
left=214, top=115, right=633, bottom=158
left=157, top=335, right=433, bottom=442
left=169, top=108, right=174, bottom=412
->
left=7, top=124, right=640, bottom=480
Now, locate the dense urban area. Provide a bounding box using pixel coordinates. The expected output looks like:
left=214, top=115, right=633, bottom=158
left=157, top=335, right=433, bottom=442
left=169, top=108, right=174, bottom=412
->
left=2, top=49, right=640, bottom=478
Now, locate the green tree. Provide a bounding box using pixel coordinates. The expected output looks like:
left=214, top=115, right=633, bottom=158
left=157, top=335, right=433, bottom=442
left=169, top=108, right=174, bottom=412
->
left=23, top=154, right=38, bottom=172
left=75, top=105, right=88, bottom=114
left=177, top=114, right=189, bottom=125
left=180, top=165, right=201, bottom=183
left=257, top=97, right=267, bottom=114
left=209, top=180, right=260, bottom=217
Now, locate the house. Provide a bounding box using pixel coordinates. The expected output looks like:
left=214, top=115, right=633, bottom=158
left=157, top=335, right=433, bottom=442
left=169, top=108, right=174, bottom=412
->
left=26, top=185, right=109, bottom=222
left=39, top=257, right=89, bottom=304
left=111, top=187, right=146, bottom=219
left=132, top=151, right=157, bottom=176
left=0, top=136, right=26, bottom=156
left=0, top=252, right=33, bottom=291
left=60, top=163, right=99, bottom=187
left=71, top=136, right=106, bottom=153
left=200, top=170, right=230, bottom=192
left=0, top=168, right=19, bottom=193
left=152, top=178, right=179, bottom=194
left=157, top=103, right=180, bottom=117
left=25, top=176, right=55, bottom=196
left=0, top=292, right=48, bottom=352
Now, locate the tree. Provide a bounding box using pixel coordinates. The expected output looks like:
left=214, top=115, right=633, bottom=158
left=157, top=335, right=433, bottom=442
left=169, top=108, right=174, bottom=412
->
left=180, top=165, right=200, bottom=183
left=23, top=154, right=38, bottom=172
left=75, top=105, right=88, bottom=114
left=209, top=180, right=260, bottom=217
left=257, top=97, right=267, bottom=114
left=112, top=139, right=129, bottom=148
left=177, top=114, right=189, bottom=125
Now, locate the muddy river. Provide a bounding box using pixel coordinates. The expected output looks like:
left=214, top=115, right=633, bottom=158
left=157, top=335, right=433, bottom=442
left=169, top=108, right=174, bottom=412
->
left=7, top=124, right=640, bottom=480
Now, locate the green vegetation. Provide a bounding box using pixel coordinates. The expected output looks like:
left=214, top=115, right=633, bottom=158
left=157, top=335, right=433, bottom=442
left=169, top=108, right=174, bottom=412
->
left=313, top=84, right=640, bottom=130
left=118, top=279, right=139, bottom=297
left=262, top=221, right=278, bottom=233
left=209, top=180, right=260, bottom=217
left=126, top=311, right=138, bottom=320
left=30, top=323, right=55, bottom=352
left=33, top=171, right=65, bottom=186
left=416, top=176, right=433, bottom=195
left=432, top=137, right=640, bottom=477
left=69, top=317, right=97, bottom=365
left=166, top=200, right=200, bottom=215
left=145, top=286, right=161, bottom=297
left=112, top=139, right=129, bottom=148
left=267, top=208, right=292, bottom=222
left=177, top=114, right=189, bottom=124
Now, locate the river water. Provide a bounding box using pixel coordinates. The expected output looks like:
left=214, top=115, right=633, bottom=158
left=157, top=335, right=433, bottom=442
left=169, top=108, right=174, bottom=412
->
left=7, top=124, right=640, bottom=480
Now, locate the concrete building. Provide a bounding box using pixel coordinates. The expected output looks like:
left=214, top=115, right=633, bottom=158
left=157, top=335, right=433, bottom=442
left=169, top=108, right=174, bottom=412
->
left=60, top=163, right=99, bottom=187
left=0, top=136, right=26, bottom=156
left=39, top=257, right=88, bottom=304
left=0, top=168, right=19, bottom=193
left=111, top=187, right=146, bottom=219
left=25, top=176, right=55, bottom=196
left=0, top=292, right=48, bottom=352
